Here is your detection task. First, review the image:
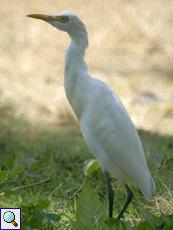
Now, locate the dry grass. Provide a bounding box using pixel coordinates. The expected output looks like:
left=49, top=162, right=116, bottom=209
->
left=0, top=0, right=173, bottom=135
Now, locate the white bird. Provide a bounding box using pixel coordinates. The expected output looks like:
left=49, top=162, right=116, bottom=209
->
left=27, top=11, right=155, bottom=219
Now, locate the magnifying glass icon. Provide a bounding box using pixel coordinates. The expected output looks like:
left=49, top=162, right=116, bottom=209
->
left=3, top=211, right=18, bottom=227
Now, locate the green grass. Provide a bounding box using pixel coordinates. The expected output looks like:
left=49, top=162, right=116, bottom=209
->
left=0, top=102, right=173, bottom=229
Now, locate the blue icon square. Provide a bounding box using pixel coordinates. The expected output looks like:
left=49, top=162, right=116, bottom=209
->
left=0, top=208, right=21, bottom=230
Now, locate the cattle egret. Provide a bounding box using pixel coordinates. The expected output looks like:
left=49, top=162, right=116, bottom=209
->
left=27, top=12, right=155, bottom=219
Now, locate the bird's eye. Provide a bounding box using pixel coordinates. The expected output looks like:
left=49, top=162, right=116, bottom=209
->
left=61, top=16, right=69, bottom=23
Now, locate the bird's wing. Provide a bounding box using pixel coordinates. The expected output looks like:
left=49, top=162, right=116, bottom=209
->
left=80, top=78, right=148, bottom=180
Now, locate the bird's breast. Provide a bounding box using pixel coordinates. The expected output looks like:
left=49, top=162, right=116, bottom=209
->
left=64, top=74, right=89, bottom=122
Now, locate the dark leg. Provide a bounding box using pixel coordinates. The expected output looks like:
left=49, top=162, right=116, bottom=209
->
left=105, top=172, right=114, bottom=218
left=117, top=183, right=133, bottom=219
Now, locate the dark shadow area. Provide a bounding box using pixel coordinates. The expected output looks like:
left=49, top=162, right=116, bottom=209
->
left=0, top=101, right=90, bottom=170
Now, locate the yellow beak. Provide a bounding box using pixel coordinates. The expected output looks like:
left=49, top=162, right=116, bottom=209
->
left=27, top=14, right=58, bottom=22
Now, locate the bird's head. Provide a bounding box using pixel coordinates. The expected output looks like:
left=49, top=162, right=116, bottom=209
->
left=27, top=11, right=87, bottom=41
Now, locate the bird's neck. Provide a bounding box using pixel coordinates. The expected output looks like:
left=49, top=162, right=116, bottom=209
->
left=64, top=31, right=89, bottom=120
left=64, top=30, right=88, bottom=78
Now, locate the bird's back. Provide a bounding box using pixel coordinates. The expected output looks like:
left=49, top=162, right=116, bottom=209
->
left=79, top=77, right=155, bottom=201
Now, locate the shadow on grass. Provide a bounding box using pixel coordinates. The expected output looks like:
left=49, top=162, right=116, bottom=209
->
left=0, top=101, right=172, bottom=164
left=0, top=101, right=91, bottom=171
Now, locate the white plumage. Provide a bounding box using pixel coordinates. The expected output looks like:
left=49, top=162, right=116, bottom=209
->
left=27, top=11, right=155, bottom=218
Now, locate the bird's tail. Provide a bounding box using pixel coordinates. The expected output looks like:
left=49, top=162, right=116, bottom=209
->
left=136, top=169, right=155, bottom=201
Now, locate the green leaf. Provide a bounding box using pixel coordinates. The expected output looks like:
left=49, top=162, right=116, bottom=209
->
left=83, top=159, right=100, bottom=176
left=69, top=215, right=89, bottom=230
left=76, top=183, right=107, bottom=230
left=0, top=171, right=8, bottom=181
left=35, top=199, right=51, bottom=210
left=20, top=191, right=27, bottom=197
left=7, top=155, right=15, bottom=170
left=105, top=218, right=130, bottom=230
left=14, top=152, right=25, bottom=166
left=6, top=173, right=14, bottom=178
left=46, top=213, right=61, bottom=222
left=21, top=217, right=42, bottom=228
left=139, top=208, right=165, bottom=229
left=21, top=205, right=30, bottom=213
left=34, top=209, right=45, bottom=221
left=135, top=220, right=152, bottom=230
left=170, top=219, right=173, bottom=228
left=160, top=213, right=171, bottom=227
left=159, top=214, right=173, bottom=229
left=5, top=190, right=19, bottom=196
left=12, top=166, right=24, bottom=175
left=31, top=163, right=48, bottom=170
left=4, top=190, right=26, bottom=197
left=70, top=219, right=82, bottom=230
left=150, top=153, right=164, bottom=168
left=26, top=158, right=37, bottom=169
